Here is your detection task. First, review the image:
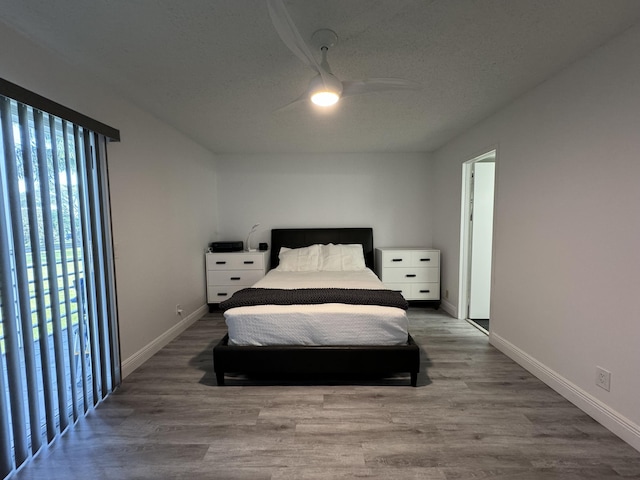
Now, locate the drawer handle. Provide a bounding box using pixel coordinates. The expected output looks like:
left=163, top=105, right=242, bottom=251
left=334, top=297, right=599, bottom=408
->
left=217, top=293, right=228, bottom=297
left=392, top=258, right=403, bottom=262
left=244, top=261, right=254, bottom=264
left=393, top=290, right=403, bottom=293
left=215, top=261, right=226, bottom=265
left=419, top=289, right=430, bottom=293
left=420, top=258, right=431, bottom=262
left=406, top=274, right=417, bottom=278
left=230, top=277, right=241, bottom=281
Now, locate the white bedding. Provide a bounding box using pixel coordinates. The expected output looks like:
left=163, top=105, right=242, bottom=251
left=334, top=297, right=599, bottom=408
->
left=224, top=269, right=409, bottom=346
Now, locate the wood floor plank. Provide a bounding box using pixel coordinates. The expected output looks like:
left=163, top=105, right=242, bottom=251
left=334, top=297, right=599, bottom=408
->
left=12, top=307, right=640, bottom=479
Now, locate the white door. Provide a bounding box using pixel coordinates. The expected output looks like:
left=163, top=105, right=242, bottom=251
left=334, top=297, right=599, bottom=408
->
left=468, top=161, right=495, bottom=319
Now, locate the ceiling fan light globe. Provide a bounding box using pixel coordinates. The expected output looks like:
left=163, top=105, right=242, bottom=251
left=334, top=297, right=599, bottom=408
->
left=311, top=91, right=340, bottom=106
left=307, top=73, right=343, bottom=107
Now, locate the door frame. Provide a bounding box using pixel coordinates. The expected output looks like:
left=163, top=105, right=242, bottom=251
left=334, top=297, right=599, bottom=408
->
left=458, top=149, right=497, bottom=320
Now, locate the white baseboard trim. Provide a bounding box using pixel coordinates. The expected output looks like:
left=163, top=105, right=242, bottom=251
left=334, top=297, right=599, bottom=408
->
left=121, top=304, right=209, bottom=379
left=490, top=332, right=640, bottom=452
left=440, top=298, right=457, bottom=318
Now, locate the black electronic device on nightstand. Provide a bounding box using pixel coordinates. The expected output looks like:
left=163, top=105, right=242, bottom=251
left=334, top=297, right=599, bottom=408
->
left=210, top=241, right=243, bottom=252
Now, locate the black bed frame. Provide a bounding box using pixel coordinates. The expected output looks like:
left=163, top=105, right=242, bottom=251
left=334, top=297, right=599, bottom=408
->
left=213, top=228, right=420, bottom=386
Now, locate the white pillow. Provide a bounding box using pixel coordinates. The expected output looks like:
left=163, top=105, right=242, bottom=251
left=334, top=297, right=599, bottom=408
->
left=277, top=244, right=321, bottom=271
left=319, top=243, right=366, bottom=271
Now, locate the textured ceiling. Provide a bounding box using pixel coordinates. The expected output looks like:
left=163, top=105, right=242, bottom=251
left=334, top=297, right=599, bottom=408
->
left=2, top=0, right=640, bottom=154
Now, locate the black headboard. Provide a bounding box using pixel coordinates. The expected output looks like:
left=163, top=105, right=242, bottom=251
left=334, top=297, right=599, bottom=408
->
left=270, top=228, right=374, bottom=270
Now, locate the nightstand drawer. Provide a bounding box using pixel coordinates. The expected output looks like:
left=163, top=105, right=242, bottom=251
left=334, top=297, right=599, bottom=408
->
left=380, top=251, right=411, bottom=268
left=207, top=285, right=247, bottom=303
left=208, top=270, right=265, bottom=286
left=206, top=254, right=265, bottom=271
left=384, top=284, right=411, bottom=298
left=382, top=267, right=439, bottom=284
left=383, top=283, right=438, bottom=300
left=410, top=251, right=439, bottom=268
left=410, top=283, right=439, bottom=300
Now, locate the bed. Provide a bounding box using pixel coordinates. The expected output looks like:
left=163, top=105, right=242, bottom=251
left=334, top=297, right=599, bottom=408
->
left=212, top=228, right=420, bottom=386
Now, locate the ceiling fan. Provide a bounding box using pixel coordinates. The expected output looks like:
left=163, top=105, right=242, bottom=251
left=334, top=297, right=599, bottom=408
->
left=267, top=0, right=421, bottom=110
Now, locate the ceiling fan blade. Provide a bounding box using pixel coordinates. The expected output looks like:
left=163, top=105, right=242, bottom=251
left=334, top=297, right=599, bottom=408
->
left=267, top=0, right=327, bottom=77
left=274, top=91, right=309, bottom=113
left=342, top=78, right=422, bottom=98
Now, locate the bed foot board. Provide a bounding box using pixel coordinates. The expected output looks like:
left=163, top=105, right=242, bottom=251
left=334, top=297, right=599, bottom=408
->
left=215, top=371, right=416, bottom=387
left=213, top=334, right=420, bottom=387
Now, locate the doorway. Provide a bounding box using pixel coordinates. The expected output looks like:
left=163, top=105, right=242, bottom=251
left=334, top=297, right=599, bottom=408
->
left=459, top=150, right=496, bottom=333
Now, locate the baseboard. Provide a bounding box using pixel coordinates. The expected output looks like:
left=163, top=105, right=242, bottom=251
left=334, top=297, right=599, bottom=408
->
left=490, top=332, right=640, bottom=452
left=440, top=298, right=457, bottom=318
left=121, top=304, right=208, bottom=379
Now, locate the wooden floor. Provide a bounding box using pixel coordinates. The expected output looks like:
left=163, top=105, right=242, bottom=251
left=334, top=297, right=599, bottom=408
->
left=13, top=308, right=640, bottom=479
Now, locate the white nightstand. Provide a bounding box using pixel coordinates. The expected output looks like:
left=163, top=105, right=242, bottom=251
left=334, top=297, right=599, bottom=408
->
left=206, top=251, right=269, bottom=306
left=374, top=247, right=440, bottom=302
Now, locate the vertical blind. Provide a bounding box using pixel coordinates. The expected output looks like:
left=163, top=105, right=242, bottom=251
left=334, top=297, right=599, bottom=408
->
left=0, top=83, right=120, bottom=478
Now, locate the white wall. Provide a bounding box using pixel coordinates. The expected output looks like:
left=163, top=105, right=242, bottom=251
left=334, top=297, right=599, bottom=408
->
left=433, top=24, right=640, bottom=449
left=0, top=22, right=219, bottom=375
left=215, top=153, right=434, bottom=250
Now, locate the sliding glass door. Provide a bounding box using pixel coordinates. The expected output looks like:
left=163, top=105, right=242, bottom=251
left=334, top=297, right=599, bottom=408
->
left=0, top=87, right=120, bottom=477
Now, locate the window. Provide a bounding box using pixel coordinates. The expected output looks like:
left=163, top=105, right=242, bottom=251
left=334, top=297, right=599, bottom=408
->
left=0, top=79, right=120, bottom=477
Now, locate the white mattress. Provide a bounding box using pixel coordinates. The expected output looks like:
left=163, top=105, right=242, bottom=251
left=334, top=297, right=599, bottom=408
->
left=224, top=269, right=409, bottom=346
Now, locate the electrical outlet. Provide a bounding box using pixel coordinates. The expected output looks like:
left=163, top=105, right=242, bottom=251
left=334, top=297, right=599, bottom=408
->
left=596, top=366, right=611, bottom=391
left=445, top=289, right=449, bottom=299
left=176, top=304, right=183, bottom=316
